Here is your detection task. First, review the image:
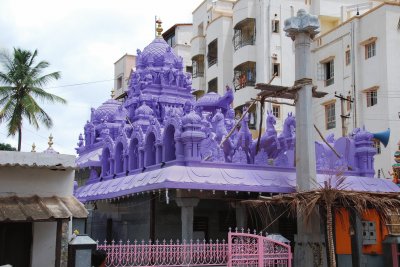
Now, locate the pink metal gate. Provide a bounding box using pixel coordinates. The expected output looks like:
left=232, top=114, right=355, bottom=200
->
left=228, top=231, right=292, bottom=267
left=97, top=230, right=292, bottom=266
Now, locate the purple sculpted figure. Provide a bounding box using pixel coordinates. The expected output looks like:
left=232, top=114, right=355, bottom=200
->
left=211, top=109, right=235, bottom=162
left=235, top=107, right=253, bottom=163
left=164, top=47, right=174, bottom=67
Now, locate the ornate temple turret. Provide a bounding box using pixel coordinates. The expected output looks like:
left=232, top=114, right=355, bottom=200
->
left=354, top=127, right=376, bottom=177
left=181, top=110, right=206, bottom=161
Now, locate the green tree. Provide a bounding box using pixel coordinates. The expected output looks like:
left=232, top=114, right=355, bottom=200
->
left=0, top=142, right=16, bottom=151
left=0, top=48, right=66, bottom=151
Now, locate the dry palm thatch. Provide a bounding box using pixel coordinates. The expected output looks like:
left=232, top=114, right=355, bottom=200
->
left=244, top=173, right=400, bottom=267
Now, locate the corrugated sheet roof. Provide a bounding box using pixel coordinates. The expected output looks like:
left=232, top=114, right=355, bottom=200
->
left=0, top=195, right=88, bottom=221
left=0, top=151, right=76, bottom=170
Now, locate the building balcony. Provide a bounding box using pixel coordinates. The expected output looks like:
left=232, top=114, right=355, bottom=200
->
left=192, top=55, right=205, bottom=79
left=233, top=45, right=256, bottom=70
left=233, top=18, right=256, bottom=52
left=191, top=35, right=206, bottom=56
left=233, top=61, right=256, bottom=91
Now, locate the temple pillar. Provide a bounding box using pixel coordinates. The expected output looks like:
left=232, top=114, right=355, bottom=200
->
left=175, top=198, right=199, bottom=241
left=139, top=149, right=144, bottom=168
left=123, top=154, right=128, bottom=173
left=284, top=10, right=327, bottom=267
left=175, top=139, right=184, bottom=161
left=156, top=144, right=162, bottom=164
left=110, top=158, right=115, bottom=176
left=235, top=203, right=247, bottom=230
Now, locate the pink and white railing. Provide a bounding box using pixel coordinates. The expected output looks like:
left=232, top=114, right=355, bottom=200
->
left=228, top=231, right=292, bottom=267
left=97, top=229, right=292, bottom=267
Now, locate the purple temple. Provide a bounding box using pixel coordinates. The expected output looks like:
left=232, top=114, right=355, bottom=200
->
left=75, top=35, right=399, bottom=203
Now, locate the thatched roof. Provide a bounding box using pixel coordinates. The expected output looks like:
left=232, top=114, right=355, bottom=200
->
left=245, top=176, right=400, bottom=224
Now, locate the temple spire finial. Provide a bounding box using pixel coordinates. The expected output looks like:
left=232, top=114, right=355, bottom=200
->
left=48, top=134, right=54, bottom=149
left=111, top=88, right=115, bottom=98
left=31, top=143, right=36, bottom=152
left=155, top=17, right=163, bottom=38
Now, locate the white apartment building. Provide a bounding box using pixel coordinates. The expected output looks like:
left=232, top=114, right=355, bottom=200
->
left=114, top=53, right=136, bottom=99
left=312, top=2, right=400, bottom=177
left=162, top=23, right=193, bottom=73
left=189, top=0, right=373, bottom=134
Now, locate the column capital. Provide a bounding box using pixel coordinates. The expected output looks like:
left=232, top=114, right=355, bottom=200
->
left=284, top=9, right=320, bottom=40
left=175, top=197, right=199, bottom=207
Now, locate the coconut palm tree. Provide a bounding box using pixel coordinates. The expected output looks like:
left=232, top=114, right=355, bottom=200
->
left=0, top=48, right=66, bottom=151
left=247, top=174, right=400, bottom=267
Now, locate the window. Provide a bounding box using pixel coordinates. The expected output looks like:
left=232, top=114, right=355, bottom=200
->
left=164, top=33, right=176, bottom=47
left=324, top=60, right=334, bottom=86
left=325, top=102, right=336, bottom=129
left=117, top=76, right=122, bottom=89
left=345, top=50, right=351, bottom=66
left=373, top=139, right=381, bottom=154
left=272, top=105, right=281, bottom=119
left=366, top=90, right=377, bottom=107
left=192, top=55, right=205, bottom=78
left=273, top=63, right=280, bottom=77
left=272, top=20, right=280, bottom=33
left=207, top=39, right=218, bottom=67
left=208, top=78, right=218, bottom=93
left=365, top=42, right=376, bottom=59
left=186, top=66, right=193, bottom=74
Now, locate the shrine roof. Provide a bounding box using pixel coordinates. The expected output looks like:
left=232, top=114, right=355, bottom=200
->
left=75, top=164, right=399, bottom=202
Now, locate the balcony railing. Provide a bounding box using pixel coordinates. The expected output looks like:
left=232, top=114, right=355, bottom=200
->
left=233, top=35, right=256, bottom=51
left=192, top=71, right=204, bottom=79
left=208, top=57, right=217, bottom=68
left=233, top=71, right=256, bottom=91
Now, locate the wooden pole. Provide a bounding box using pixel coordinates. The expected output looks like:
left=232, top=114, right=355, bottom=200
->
left=313, top=124, right=341, bottom=159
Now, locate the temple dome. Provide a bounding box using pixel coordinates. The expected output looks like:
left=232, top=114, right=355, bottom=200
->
left=135, top=102, right=154, bottom=117
left=182, top=110, right=202, bottom=126
left=142, top=38, right=170, bottom=58
left=93, top=99, right=121, bottom=122
left=354, top=128, right=373, bottom=143
left=141, top=38, right=180, bottom=67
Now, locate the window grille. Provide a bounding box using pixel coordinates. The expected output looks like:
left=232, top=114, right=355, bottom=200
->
left=325, top=102, right=336, bottom=129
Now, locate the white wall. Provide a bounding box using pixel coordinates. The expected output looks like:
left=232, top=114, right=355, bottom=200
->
left=31, top=222, right=57, bottom=267
left=0, top=166, right=74, bottom=197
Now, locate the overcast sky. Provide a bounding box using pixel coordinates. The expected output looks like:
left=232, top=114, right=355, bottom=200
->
left=0, top=0, right=201, bottom=154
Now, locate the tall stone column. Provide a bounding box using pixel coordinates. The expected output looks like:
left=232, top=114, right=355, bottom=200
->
left=139, top=149, right=144, bottom=168
left=175, top=138, right=184, bottom=161
left=175, top=198, right=199, bottom=242
left=284, top=9, right=327, bottom=267
left=234, top=203, right=247, bottom=230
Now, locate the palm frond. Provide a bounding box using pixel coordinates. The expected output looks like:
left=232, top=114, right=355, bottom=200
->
left=22, top=95, right=53, bottom=129
left=31, top=71, right=61, bottom=88
left=6, top=103, right=23, bottom=136
left=29, top=87, right=66, bottom=104
left=0, top=99, right=16, bottom=122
